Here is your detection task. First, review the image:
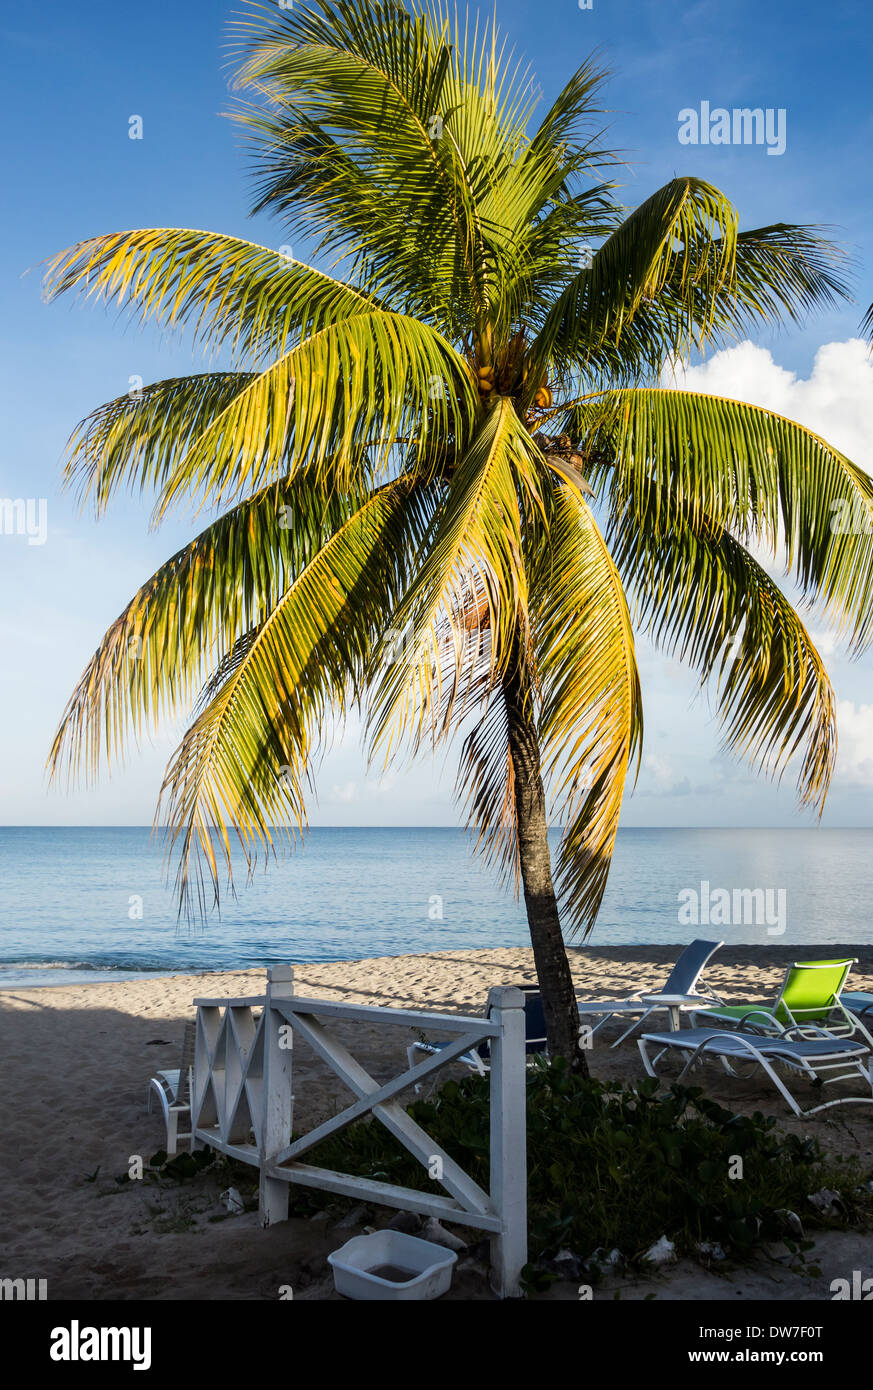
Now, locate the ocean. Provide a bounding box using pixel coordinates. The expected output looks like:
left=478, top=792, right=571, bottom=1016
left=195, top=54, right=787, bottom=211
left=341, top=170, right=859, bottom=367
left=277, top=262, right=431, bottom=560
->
left=0, top=826, right=870, bottom=988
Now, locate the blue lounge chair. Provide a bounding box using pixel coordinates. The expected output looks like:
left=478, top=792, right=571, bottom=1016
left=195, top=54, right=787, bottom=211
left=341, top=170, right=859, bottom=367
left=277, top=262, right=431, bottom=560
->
left=576, top=939, right=724, bottom=1046
left=406, top=985, right=546, bottom=1090
left=638, top=1025, right=873, bottom=1116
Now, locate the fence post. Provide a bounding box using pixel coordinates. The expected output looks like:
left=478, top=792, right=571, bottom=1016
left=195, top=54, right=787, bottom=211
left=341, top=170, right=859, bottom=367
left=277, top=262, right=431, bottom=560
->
left=486, top=985, right=528, bottom=1297
left=259, top=965, right=295, bottom=1227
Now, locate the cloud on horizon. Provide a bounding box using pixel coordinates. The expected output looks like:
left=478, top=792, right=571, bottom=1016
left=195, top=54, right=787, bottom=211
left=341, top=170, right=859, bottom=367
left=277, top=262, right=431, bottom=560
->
left=664, top=338, right=873, bottom=473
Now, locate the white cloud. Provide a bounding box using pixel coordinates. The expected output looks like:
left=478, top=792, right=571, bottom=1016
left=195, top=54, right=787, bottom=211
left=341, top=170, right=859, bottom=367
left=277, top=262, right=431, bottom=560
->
left=663, top=338, right=873, bottom=474
left=810, top=629, right=838, bottom=659
left=329, top=780, right=358, bottom=803
left=835, top=701, right=873, bottom=787
left=644, top=753, right=675, bottom=788
left=640, top=753, right=692, bottom=796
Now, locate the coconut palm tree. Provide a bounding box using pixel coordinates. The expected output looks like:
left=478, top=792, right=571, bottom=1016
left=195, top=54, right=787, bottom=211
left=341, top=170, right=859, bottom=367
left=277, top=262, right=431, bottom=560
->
left=46, top=0, right=873, bottom=1070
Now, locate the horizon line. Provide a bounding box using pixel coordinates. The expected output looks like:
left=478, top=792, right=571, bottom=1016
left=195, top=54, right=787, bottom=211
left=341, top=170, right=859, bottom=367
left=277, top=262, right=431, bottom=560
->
left=0, top=824, right=871, bottom=832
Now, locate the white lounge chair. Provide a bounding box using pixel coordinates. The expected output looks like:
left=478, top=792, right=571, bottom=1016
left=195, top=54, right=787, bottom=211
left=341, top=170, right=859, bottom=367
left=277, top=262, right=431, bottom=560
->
left=576, top=939, right=724, bottom=1046
left=638, top=1025, right=873, bottom=1116
left=146, top=1021, right=196, bottom=1155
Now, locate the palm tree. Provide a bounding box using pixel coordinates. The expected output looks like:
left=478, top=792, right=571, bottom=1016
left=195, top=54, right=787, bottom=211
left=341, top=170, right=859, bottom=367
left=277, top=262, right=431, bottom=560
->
left=46, top=0, right=873, bottom=1071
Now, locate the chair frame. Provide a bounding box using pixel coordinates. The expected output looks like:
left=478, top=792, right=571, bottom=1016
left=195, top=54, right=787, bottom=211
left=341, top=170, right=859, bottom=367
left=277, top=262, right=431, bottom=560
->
left=146, top=1022, right=197, bottom=1155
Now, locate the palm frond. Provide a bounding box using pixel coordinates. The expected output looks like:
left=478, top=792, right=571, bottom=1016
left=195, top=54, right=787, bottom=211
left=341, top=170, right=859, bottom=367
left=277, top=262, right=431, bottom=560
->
left=455, top=690, right=520, bottom=894
left=529, top=476, right=642, bottom=936
left=45, top=227, right=476, bottom=514
left=232, top=0, right=491, bottom=329
left=702, top=223, right=851, bottom=332
left=574, top=387, right=873, bottom=649
left=48, top=468, right=376, bottom=785
left=612, top=499, right=836, bottom=811
left=157, top=476, right=430, bottom=915
left=62, top=372, right=256, bottom=512
left=150, top=309, right=473, bottom=516
left=369, top=397, right=539, bottom=756
left=526, top=177, right=740, bottom=391
left=43, top=227, right=375, bottom=365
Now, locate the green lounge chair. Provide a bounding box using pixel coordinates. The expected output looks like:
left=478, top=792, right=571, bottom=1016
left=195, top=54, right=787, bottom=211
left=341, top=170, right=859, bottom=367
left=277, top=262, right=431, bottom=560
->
left=688, top=957, right=873, bottom=1048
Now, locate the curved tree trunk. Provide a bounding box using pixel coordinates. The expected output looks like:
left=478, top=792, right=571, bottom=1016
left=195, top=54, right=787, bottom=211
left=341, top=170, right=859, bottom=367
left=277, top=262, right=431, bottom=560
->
left=502, top=644, right=588, bottom=1075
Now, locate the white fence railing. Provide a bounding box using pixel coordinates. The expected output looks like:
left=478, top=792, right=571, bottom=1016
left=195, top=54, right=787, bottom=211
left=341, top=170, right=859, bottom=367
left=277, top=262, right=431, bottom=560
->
left=191, top=966, right=528, bottom=1297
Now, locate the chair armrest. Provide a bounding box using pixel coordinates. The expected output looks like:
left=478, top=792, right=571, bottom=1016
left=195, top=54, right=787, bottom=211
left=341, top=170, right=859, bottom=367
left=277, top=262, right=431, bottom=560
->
left=781, top=1023, right=832, bottom=1041
left=697, top=988, right=726, bottom=1005
left=732, top=1008, right=784, bottom=1032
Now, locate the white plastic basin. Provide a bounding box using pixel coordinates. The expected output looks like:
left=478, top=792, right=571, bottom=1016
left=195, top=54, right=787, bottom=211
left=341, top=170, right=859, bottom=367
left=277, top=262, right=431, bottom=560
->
left=328, top=1230, right=458, bottom=1301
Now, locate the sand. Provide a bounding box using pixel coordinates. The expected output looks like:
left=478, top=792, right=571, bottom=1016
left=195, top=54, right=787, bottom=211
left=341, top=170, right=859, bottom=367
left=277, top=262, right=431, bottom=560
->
left=2, top=944, right=872, bottom=1301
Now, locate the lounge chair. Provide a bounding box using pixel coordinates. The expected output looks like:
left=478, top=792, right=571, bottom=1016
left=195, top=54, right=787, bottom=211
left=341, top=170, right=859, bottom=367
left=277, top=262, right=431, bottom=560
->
left=147, top=1021, right=196, bottom=1155
left=406, top=985, right=547, bottom=1091
left=687, top=958, right=873, bottom=1047
left=637, top=1025, right=873, bottom=1116
left=841, top=991, right=873, bottom=1023
left=576, top=939, right=724, bottom=1047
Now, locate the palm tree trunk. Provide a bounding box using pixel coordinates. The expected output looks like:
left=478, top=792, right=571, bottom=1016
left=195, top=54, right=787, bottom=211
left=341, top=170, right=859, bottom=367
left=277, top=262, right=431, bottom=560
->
left=502, top=643, right=587, bottom=1075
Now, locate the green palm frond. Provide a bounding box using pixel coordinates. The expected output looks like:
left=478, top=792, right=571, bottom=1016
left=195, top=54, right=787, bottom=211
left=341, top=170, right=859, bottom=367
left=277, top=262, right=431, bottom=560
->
left=48, top=468, right=375, bottom=785
left=613, top=502, right=836, bottom=812
left=44, top=227, right=476, bottom=514
left=369, top=398, right=539, bottom=756
left=150, top=308, right=473, bottom=514
left=233, top=0, right=491, bottom=328
left=528, top=54, right=611, bottom=158
left=63, top=373, right=256, bottom=512
left=526, top=177, right=740, bottom=391
left=615, top=225, right=852, bottom=379
left=43, top=227, right=375, bottom=364
left=530, top=477, right=643, bottom=936
left=157, top=476, right=430, bottom=914
left=575, top=387, right=873, bottom=648
left=694, top=223, right=851, bottom=334
left=233, top=1, right=612, bottom=345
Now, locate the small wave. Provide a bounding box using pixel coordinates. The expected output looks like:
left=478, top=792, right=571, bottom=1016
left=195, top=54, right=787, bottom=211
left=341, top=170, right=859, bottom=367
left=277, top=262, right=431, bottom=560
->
left=0, top=960, right=176, bottom=974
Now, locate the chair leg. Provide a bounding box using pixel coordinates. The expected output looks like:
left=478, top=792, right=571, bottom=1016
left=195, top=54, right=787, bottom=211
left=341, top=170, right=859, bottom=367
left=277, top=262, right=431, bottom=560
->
left=843, top=1009, right=873, bottom=1050
left=587, top=1013, right=615, bottom=1037
left=637, top=1039, right=658, bottom=1078
left=676, top=1049, right=707, bottom=1082
left=407, top=1043, right=424, bottom=1095
left=730, top=1045, right=805, bottom=1116
left=613, top=1007, right=653, bottom=1048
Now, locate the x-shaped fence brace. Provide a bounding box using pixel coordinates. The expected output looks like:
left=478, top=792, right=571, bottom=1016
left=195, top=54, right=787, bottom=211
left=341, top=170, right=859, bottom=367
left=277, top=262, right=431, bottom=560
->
left=191, top=967, right=528, bottom=1296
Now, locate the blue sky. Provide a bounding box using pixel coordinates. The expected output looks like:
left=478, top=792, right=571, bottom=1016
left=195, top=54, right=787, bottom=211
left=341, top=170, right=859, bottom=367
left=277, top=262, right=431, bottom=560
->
left=1, top=0, right=872, bottom=828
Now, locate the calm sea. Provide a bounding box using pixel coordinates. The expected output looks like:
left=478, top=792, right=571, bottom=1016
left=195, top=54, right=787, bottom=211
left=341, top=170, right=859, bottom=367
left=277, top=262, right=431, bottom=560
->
left=0, top=827, right=870, bottom=987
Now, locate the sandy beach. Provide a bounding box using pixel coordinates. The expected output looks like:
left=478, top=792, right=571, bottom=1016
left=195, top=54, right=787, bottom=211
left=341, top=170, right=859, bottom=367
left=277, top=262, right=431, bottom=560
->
left=2, top=944, right=872, bottom=1301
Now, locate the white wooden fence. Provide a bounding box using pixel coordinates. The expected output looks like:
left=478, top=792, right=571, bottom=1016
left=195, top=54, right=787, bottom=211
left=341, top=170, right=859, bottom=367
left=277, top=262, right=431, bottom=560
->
left=191, top=966, right=528, bottom=1297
